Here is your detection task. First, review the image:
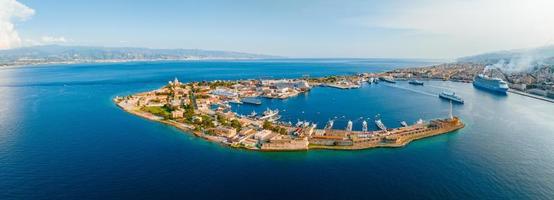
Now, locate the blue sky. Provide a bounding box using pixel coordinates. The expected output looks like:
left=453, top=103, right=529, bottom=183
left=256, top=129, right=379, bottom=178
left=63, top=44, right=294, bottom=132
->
left=3, top=0, right=554, bottom=58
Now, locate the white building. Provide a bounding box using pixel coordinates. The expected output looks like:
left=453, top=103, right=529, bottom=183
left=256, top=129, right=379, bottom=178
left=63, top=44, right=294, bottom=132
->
left=254, top=130, right=276, bottom=142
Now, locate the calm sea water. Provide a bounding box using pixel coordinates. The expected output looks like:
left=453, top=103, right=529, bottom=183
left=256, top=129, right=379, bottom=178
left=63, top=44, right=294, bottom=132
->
left=1, top=59, right=553, bottom=199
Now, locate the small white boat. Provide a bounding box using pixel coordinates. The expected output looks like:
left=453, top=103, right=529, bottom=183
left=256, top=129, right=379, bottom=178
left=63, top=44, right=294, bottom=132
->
left=346, top=120, right=353, bottom=131
left=400, top=121, right=408, bottom=127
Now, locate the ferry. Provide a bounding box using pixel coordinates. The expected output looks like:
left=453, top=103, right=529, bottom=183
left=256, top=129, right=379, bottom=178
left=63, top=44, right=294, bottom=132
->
left=346, top=120, right=353, bottom=131
left=241, top=97, right=262, bottom=105
left=324, top=120, right=334, bottom=130
left=408, top=80, right=424, bottom=85
left=473, top=74, right=509, bottom=94
left=439, top=91, right=464, bottom=104
left=379, top=76, right=396, bottom=83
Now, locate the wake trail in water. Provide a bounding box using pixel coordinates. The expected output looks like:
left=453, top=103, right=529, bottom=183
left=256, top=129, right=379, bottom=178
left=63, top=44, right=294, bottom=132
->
left=425, top=85, right=452, bottom=91
left=382, top=84, right=436, bottom=97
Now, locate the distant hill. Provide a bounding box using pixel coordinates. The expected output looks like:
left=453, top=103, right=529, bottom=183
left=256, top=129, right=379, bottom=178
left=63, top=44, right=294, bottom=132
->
left=457, top=45, right=554, bottom=65
left=0, top=45, right=279, bottom=67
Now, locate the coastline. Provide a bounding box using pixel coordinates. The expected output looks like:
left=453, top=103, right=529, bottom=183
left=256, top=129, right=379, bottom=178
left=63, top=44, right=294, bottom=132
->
left=0, top=57, right=271, bottom=69
left=114, top=75, right=466, bottom=152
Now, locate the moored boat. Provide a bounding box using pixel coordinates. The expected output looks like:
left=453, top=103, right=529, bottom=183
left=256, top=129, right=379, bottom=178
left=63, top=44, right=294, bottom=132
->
left=346, top=120, right=353, bottom=131
left=325, top=120, right=334, bottom=130
left=241, top=97, right=262, bottom=105
left=374, top=115, right=387, bottom=131
left=260, top=108, right=279, bottom=120
left=379, top=76, right=396, bottom=83
left=400, top=121, right=408, bottom=127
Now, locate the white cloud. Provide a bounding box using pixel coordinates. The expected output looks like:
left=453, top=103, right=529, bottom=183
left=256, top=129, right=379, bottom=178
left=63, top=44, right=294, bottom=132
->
left=41, top=36, right=68, bottom=43
left=345, top=0, right=554, bottom=57
left=0, top=0, right=35, bottom=49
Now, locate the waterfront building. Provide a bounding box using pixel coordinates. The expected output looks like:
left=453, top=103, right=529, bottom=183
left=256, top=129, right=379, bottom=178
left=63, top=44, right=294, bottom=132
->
left=238, top=128, right=256, bottom=136
left=171, top=109, right=184, bottom=119
left=169, top=77, right=181, bottom=87
left=254, top=130, right=276, bottom=142
left=211, top=89, right=238, bottom=98
left=212, top=127, right=237, bottom=138
left=528, top=88, right=548, bottom=96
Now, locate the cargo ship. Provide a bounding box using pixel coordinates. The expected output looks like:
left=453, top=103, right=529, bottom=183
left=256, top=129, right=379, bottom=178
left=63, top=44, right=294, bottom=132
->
left=473, top=74, right=509, bottom=94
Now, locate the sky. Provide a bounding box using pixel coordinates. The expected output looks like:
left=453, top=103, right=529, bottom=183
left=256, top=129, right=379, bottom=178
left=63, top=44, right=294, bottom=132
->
left=1, top=0, right=554, bottom=59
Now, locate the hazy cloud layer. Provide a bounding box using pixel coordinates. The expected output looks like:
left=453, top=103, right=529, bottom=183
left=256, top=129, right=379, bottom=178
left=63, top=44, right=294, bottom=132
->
left=345, top=0, right=554, bottom=57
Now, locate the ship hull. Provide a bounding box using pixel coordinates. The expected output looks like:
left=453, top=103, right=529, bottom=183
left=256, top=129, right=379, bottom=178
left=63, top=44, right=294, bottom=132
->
left=439, top=94, right=464, bottom=104
left=473, top=82, right=508, bottom=94
left=409, top=81, right=424, bottom=85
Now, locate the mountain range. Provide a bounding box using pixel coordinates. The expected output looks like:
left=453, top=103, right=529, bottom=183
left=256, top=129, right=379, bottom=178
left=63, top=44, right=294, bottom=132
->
left=0, top=45, right=278, bottom=67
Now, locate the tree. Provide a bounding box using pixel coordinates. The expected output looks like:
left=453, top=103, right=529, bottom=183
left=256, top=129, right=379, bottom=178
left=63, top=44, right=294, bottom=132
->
left=230, top=119, right=242, bottom=131
left=279, top=127, right=287, bottom=135
left=263, top=120, right=273, bottom=130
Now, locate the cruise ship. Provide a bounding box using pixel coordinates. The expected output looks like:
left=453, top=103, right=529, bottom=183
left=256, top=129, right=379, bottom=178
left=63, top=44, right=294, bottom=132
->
left=439, top=91, right=464, bottom=104
left=473, top=74, right=509, bottom=94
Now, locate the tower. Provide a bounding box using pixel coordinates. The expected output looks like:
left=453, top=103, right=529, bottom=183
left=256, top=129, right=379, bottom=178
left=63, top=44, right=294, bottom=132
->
left=449, top=100, right=453, bottom=120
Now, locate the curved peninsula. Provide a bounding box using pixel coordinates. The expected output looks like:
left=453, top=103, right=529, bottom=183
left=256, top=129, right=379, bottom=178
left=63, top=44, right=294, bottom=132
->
left=114, top=74, right=465, bottom=151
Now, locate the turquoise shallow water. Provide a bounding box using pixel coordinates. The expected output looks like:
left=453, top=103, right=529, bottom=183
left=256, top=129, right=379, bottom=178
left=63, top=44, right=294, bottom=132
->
left=1, top=59, right=553, bottom=199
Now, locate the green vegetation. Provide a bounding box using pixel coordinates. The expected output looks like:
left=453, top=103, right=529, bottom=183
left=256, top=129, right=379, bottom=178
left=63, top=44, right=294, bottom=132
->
left=141, top=106, right=171, bottom=119
left=195, top=94, right=210, bottom=99
left=230, top=119, right=242, bottom=131
left=263, top=120, right=288, bottom=135
left=208, top=81, right=235, bottom=89
left=216, top=113, right=229, bottom=126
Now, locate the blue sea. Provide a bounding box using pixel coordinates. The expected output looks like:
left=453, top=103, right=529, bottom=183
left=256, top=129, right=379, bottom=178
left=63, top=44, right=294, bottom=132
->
left=1, top=59, right=553, bottom=199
